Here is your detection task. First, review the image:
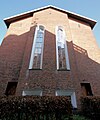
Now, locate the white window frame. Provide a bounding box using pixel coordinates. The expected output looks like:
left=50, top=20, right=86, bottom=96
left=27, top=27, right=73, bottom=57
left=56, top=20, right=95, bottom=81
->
left=22, top=89, right=42, bottom=96
left=29, top=25, right=45, bottom=69
left=55, top=26, right=70, bottom=70
left=56, top=90, right=77, bottom=108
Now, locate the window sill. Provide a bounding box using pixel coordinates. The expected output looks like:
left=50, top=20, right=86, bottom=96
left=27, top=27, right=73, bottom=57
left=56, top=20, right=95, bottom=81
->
left=29, top=68, right=42, bottom=70
left=57, top=69, right=70, bottom=71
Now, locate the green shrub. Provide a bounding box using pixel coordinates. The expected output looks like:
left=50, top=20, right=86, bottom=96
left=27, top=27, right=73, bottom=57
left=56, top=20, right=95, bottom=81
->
left=72, top=115, right=90, bottom=120
left=0, top=96, right=72, bottom=120
left=81, top=96, right=100, bottom=120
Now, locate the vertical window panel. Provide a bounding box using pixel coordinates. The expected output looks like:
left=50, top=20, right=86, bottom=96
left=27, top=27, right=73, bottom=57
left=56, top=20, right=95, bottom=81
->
left=56, top=26, right=70, bottom=70
left=29, top=25, right=44, bottom=69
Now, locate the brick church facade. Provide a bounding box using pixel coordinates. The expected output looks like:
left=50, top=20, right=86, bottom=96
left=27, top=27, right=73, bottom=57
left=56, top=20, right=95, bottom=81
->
left=0, top=6, right=100, bottom=108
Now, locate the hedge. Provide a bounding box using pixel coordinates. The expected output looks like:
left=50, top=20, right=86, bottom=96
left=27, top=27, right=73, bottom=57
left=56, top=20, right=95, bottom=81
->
left=0, top=96, right=72, bottom=120
left=81, top=96, right=100, bottom=120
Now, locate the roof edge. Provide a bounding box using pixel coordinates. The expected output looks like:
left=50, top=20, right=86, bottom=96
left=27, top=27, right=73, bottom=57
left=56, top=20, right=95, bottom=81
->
left=4, top=5, right=97, bottom=29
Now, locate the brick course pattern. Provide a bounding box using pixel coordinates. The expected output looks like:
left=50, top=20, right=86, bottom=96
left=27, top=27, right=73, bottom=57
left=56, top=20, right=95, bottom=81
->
left=0, top=6, right=100, bottom=108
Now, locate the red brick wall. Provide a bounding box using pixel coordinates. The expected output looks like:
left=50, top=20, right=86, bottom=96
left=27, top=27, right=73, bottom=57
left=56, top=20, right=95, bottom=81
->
left=16, top=9, right=77, bottom=95
left=0, top=8, right=100, bottom=108
left=0, top=17, right=32, bottom=94
left=69, top=17, right=100, bottom=96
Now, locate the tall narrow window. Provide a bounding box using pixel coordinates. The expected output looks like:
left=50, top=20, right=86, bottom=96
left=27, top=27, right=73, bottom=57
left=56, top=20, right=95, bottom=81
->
left=56, top=26, right=70, bottom=70
left=29, top=25, right=45, bottom=69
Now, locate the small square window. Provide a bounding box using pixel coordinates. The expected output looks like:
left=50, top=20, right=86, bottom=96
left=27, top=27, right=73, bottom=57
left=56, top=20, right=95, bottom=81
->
left=81, top=83, right=93, bottom=96
left=5, top=82, right=18, bottom=96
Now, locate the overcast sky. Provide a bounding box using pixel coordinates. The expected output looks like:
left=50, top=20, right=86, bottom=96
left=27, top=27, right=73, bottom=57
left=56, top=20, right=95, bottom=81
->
left=0, top=0, right=100, bottom=47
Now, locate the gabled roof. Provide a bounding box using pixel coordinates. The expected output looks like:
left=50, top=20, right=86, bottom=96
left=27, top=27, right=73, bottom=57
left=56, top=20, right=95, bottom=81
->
left=4, top=5, right=96, bottom=29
